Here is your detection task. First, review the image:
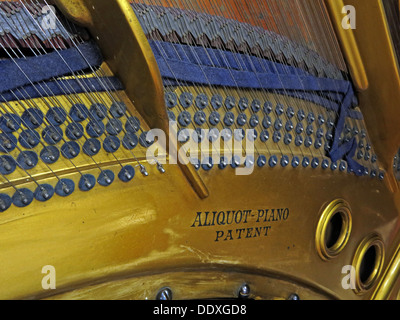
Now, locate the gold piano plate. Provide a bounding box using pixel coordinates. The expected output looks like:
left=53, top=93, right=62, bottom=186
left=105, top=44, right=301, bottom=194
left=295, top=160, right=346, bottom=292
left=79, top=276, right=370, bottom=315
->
left=0, top=0, right=398, bottom=300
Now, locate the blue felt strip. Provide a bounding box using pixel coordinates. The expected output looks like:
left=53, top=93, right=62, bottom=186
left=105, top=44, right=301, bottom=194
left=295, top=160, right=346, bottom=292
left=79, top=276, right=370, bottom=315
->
left=0, top=41, right=103, bottom=95
left=153, top=39, right=366, bottom=175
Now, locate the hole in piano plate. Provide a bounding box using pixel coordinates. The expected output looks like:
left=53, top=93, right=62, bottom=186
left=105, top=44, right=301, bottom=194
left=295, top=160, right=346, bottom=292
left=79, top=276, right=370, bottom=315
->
left=359, top=245, right=377, bottom=285
left=325, top=212, right=344, bottom=250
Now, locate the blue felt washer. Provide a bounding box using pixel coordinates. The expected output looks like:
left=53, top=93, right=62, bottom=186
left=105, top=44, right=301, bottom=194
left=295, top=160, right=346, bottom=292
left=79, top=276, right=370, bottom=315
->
left=0, top=113, right=21, bottom=133
left=339, top=161, right=347, bottom=172
left=304, top=136, right=313, bottom=148
left=19, top=129, right=41, bottom=149
left=238, top=97, right=248, bottom=111
left=178, top=111, right=192, bottom=127
left=194, top=111, right=206, bottom=126
left=275, top=103, right=284, bottom=116
left=263, top=101, right=273, bottom=114
left=139, top=131, right=154, bottom=148
left=195, top=93, right=208, bottom=110
left=307, top=112, right=315, bottom=124
left=231, top=155, right=241, bottom=168
left=17, top=151, right=38, bottom=170
left=0, top=155, right=16, bottom=175
left=46, top=107, right=67, bottom=126
left=321, top=159, right=330, bottom=170
left=260, top=130, right=269, bottom=143
left=251, top=99, right=261, bottom=113
left=61, top=141, right=80, bottom=159
left=103, top=136, right=121, bottom=153
left=191, top=158, right=200, bottom=170
left=262, top=116, right=271, bottom=129
left=208, top=128, right=220, bottom=142
left=0, top=194, right=12, bottom=212
left=82, top=138, right=101, bottom=156
left=89, top=103, right=107, bottom=121
left=118, top=165, right=135, bottom=182
left=106, top=118, right=123, bottom=136
left=311, top=158, right=320, bottom=169
left=208, top=111, right=220, bottom=126
left=306, top=125, right=314, bottom=136
left=125, top=116, right=141, bottom=133
left=221, top=128, right=232, bottom=141
left=55, top=179, right=75, bottom=197
left=65, top=122, right=84, bottom=140
left=257, top=155, right=267, bottom=167
left=249, top=115, right=259, bottom=128
left=247, top=129, right=258, bottom=142
left=273, top=131, right=281, bottom=143
left=21, top=108, right=44, bottom=129
left=286, top=106, right=295, bottom=119
left=201, top=157, right=214, bottom=171
left=110, top=101, right=127, bottom=118
left=316, top=128, right=324, bottom=139
left=79, top=174, right=96, bottom=191
left=165, top=92, right=178, bottom=109
left=178, top=129, right=190, bottom=143
left=274, top=119, right=283, bottom=131
left=297, top=110, right=306, bottom=122
left=42, top=125, right=63, bottom=145
left=302, top=157, right=310, bottom=168
left=237, top=113, right=247, bottom=126
left=292, top=156, right=300, bottom=168
left=69, top=104, right=89, bottom=122
left=244, top=155, right=255, bottom=168
left=122, top=132, right=138, bottom=150
left=40, top=146, right=60, bottom=164
left=0, top=133, right=17, bottom=153
left=223, top=112, right=235, bottom=127
left=269, top=155, right=278, bottom=167
left=295, top=135, right=303, bottom=147
left=98, top=170, right=115, bottom=186
left=285, top=120, right=294, bottom=132
left=314, top=138, right=322, bottom=149
left=167, top=111, right=176, bottom=122
left=284, top=133, right=292, bottom=145
left=34, top=184, right=55, bottom=202
left=281, top=155, right=289, bottom=167
left=211, top=94, right=223, bottom=110
left=12, top=188, right=34, bottom=207
left=179, top=92, right=193, bottom=108
left=218, top=156, right=228, bottom=170
left=86, top=120, right=105, bottom=138
left=295, top=123, right=304, bottom=134
left=225, top=96, right=236, bottom=110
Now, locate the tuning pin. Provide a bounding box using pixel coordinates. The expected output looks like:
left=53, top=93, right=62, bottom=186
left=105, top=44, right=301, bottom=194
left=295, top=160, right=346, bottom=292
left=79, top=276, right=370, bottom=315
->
left=139, top=164, right=149, bottom=176
left=157, top=162, right=165, bottom=174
